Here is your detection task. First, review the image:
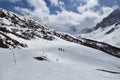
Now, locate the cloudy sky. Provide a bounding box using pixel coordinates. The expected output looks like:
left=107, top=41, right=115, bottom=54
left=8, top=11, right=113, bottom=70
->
left=0, top=0, right=119, bottom=34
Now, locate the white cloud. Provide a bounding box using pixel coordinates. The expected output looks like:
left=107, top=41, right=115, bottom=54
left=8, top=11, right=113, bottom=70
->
left=15, top=7, right=32, bottom=15
left=27, top=0, right=49, bottom=14
left=77, top=0, right=98, bottom=13
left=14, top=0, right=117, bottom=34
left=14, top=0, right=50, bottom=22
left=58, top=1, right=65, bottom=10
left=48, top=0, right=65, bottom=10
left=49, top=0, right=59, bottom=6
left=101, top=7, right=114, bottom=18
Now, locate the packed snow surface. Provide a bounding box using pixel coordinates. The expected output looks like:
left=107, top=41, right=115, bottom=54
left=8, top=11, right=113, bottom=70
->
left=0, top=38, right=120, bottom=80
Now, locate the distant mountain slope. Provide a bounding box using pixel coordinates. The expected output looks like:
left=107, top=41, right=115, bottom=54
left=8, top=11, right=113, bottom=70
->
left=82, top=8, right=120, bottom=33
left=0, top=8, right=120, bottom=58
left=80, top=23, right=120, bottom=48
left=80, top=8, right=120, bottom=49
left=94, top=8, right=120, bottom=30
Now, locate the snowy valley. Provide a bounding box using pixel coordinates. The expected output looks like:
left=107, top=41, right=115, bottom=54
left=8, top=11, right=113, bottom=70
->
left=0, top=8, right=120, bottom=80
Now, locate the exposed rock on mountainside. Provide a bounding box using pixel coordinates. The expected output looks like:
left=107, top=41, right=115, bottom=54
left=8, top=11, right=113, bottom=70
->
left=0, top=8, right=120, bottom=58
left=94, top=9, right=120, bottom=30
left=0, top=8, right=56, bottom=48
left=80, top=8, right=120, bottom=50
left=82, top=8, right=120, bottom=33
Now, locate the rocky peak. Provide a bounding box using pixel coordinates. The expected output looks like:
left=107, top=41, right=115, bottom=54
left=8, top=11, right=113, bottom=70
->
left=94, top=8, right=120, bottom=30
left=81, top=8, right=120, bottom=33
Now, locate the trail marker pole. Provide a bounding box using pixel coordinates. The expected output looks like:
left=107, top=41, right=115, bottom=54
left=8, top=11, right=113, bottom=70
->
left=11, top=47, right=17, bottom=66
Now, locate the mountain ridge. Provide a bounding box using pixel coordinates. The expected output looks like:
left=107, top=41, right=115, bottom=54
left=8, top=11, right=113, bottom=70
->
left=81, top=8, right=120, bottom=33
left=0, top=8, right=120, bottom=58
left=80, top=8, right=120, bottom=50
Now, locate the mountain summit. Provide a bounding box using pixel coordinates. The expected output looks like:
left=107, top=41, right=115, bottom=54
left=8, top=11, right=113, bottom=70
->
left=82, top=8, right=120, bottom=33
left=80, top=8, right=120, bottom=49
left=94, top=8, right=120, bottom=30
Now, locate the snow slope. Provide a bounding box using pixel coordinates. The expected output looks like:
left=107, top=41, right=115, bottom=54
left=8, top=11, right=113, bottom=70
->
left=80, top=8, right=120, bottom=48
left=0, top=38, right=120, bottom=80
left=80, top=23, right=120, bottom=48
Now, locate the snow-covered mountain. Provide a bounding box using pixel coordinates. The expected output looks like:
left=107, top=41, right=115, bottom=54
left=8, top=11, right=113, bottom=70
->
left=0, top=8, right=57, bottom=48
left=80, top=8, right=120, bottom=48
left=0, top=8, right=120, bottom=80
left=0, top=8, right=120, bottom=58
left=82, top=8, right=120, bottom=33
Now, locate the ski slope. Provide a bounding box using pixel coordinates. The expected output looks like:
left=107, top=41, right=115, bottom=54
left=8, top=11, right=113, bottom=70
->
left=0, top=38, right=120, bottom=80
